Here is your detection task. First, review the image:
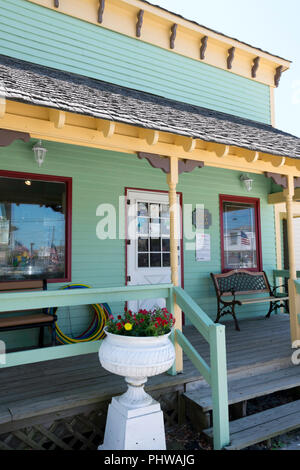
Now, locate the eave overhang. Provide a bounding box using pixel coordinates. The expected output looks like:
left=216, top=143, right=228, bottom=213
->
left=27, top=0, right=291, bottom=88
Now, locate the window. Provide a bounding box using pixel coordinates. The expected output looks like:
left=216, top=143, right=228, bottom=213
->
left=220, top=195, right=262, bottom=272
left=0, top=171, right=72, bottom=282
left=137, top=202, right=171, bottom=268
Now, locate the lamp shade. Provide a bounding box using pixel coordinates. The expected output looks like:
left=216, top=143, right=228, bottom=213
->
left=240, top=174, right=253, bottom=192
left=33, top=140, right=47, bottom=167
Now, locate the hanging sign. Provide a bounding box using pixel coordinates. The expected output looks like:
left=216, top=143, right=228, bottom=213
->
left=196, top=233, right=211, bottom=262
left=192, top=208, right=212, bottom=229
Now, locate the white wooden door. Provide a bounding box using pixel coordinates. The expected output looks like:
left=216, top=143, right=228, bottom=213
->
left=126, top=190, right=181, bottom=312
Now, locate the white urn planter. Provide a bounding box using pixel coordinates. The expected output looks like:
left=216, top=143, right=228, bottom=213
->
left=98, top=328, right=175, bottom=450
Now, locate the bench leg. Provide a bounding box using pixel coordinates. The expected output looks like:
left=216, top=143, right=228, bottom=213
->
left=265, top=302, right=274, bottom=319
left=38, top=326, right=44, bottom=348
left=232, top=310, right=240, bottom=332
left=215, top=303, right=240, bottom=331
left=51, top=323, right=56, bottom=346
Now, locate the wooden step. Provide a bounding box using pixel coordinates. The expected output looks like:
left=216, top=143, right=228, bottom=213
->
left=204, top=400, right=300, bottom=450
left=184, top=366, right=300, bottom=412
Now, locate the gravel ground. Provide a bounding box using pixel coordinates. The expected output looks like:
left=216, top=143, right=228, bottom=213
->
left=166, top=390, right=300, bottom=451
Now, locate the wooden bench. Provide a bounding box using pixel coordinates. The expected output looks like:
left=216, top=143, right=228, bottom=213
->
left=210, top=269, right=289, bottom=331
left=0, top=280, right=57, bottom=348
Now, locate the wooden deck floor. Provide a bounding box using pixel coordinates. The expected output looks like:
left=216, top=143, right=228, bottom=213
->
left=0, top=314, right=296, bottom=431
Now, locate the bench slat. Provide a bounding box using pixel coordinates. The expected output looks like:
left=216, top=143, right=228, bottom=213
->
left=240, top=296, right=289, bottom=305
left=0, top=314, right=55, bottom=328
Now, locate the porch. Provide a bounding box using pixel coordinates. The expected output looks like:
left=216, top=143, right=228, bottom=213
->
left=0, top=313, right=297, bottom=450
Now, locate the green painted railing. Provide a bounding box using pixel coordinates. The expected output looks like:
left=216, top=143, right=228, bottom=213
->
left=169, top=286, right=230, bottom=450
left=0, top=284, right=172, bottom=368
left=273, top=269, right=300, bottom=286
left=0, top=283, right=230, bottom=450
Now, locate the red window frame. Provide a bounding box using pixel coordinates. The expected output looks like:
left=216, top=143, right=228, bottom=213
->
left=0, top=170, right=72, bottom=283
left=219, top=194, right=262, bottom=273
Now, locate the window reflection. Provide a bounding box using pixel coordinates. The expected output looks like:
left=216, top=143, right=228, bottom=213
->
left=0, top=177, right=67, bottom=280
left=223, top=202, right=257, bottom=270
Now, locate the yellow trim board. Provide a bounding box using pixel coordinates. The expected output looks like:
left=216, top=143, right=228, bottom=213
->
left=27, top=0, right=290, bottom=87
left=2, top=100, right=300, bottom=178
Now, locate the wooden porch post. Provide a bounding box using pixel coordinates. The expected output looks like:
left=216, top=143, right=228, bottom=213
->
left=167, top=156, right=183, bottom=372
left=284, top=175, right=300, bottom=343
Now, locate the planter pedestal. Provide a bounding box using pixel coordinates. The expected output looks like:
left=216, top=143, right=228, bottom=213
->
left=98, top=329, right=175, bottom=450
left=98, top=395, right=166, bottom=450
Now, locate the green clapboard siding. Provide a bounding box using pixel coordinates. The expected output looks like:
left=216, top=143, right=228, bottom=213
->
left=0, top=140, right=276, bottom=350
left=0, top=0, right=271, bottom=124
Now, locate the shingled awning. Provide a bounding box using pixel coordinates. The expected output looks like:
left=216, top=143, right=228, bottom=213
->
left=1, top=54, right=300, bottom=160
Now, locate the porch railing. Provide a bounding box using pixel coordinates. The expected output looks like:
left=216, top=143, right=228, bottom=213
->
left=169, top=286, right=229, bottom=450
left=273, top=269, right=300, bottom=287
left=0, top=283, right=230, bottom=450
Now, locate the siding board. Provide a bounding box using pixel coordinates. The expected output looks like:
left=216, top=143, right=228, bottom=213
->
left=0, top=0, right=271, bottom=123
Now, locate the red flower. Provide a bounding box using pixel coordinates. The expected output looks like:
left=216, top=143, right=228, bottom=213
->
left=118, top=315, right=122, bottom=320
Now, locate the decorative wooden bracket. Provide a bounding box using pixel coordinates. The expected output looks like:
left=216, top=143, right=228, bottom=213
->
left=49, top=109, right=66, bottom=129
left=98, top=0, right=105, bottom=24
left=174, top=135, right=196, bottom=153
left=137, top=152, right=204, bottom=174
left=265, top=172, right=287, bottom=188
left=136, top=10, right=144, bottom=38
left=251, top=57, right=260, bottom=78
left=170, top=24, right=177, bottom=49
left=178, top=159, right=204, bottom=174
left=96, top=119, right=115, bottom=138
left=274, top=66, right=284, bottom=87
left=0, top=129, right=30, bottom=147
left=138, top=152, right=170, bottom=173
left=54, top=0, right=59, bottom=7
left=200, top=36, right=208, bottom=60
left=139, top=128, right=159, bottom=146
left=206, top=142, right=230, bottom=158
left=227, top=47, right=235, bottom=70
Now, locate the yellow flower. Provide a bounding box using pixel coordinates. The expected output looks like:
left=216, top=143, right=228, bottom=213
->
left=124, top=323, right=133, bottom=331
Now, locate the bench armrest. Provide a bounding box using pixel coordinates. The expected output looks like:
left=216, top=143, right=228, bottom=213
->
left=271, top=284, right=288, bottom=296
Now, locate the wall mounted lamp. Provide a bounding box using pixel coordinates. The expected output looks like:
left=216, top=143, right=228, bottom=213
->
left=32, top=140, right=47, bottom=167
left=240, top=173, right=253, bottom=192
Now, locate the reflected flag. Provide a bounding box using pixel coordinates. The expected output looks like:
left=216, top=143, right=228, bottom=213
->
left=241, top=231, right=250, bottom=246
left=50, top=243, right=59, bottom=264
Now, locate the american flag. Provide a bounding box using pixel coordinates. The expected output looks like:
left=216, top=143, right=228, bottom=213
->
left=241, top=231, right=250, bottom=246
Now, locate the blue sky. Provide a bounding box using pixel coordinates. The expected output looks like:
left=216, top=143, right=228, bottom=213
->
left=154, top=0, right=300, bottom=137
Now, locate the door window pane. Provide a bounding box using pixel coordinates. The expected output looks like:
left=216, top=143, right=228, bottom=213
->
left=138, top=237, right=148, bottom=252
left=150, top=238, right=161, bottom=252
left=0, top=176, right=70, bottom=281
left=135, top=201, right=174, bottom=269
left=138, top=253, right=149, bottom=268
left=150, top=253, right=161, bottom=267
left=163, top=253, right=170, bottom=267
left=222, top=200, right=258, bottom=271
